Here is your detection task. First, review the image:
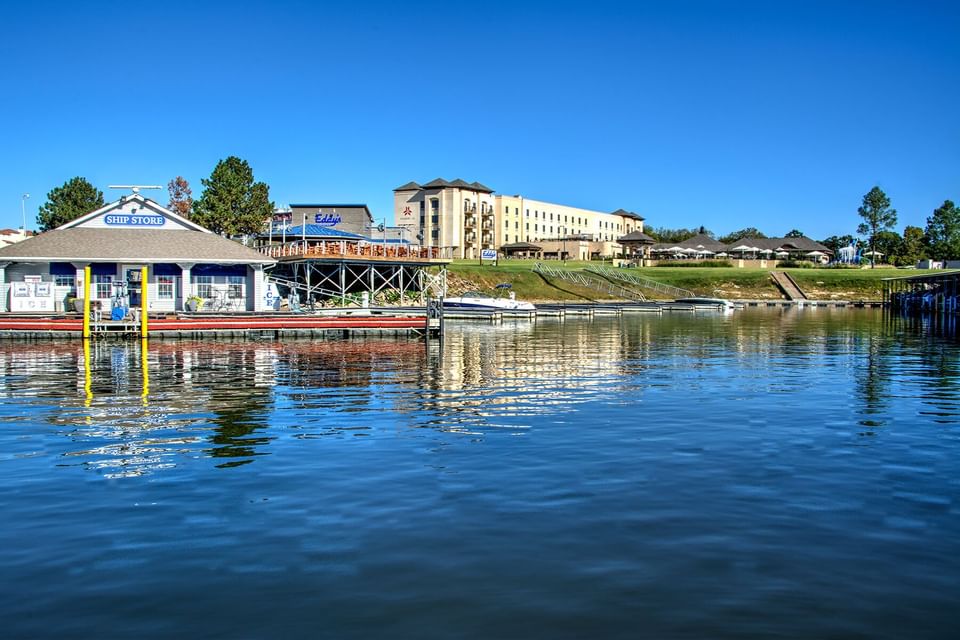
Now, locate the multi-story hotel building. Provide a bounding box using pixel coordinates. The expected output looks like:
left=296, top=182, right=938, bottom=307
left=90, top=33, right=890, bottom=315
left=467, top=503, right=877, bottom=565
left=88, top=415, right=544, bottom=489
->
left=394, top=178, right=645, bottom=259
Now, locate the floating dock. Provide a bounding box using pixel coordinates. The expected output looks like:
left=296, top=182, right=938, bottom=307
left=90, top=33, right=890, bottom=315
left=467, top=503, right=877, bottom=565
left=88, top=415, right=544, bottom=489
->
left=436, top=298, right=884, bottom=323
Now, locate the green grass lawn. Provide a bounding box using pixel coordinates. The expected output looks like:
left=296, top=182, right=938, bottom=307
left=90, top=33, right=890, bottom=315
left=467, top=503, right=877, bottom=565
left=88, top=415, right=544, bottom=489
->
left=446, top=259, right=920, bottom=301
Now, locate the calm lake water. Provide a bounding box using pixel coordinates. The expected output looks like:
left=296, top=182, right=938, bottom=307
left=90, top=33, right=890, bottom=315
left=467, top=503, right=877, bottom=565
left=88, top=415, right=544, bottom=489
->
left=1, top=308, right=958, bottom=639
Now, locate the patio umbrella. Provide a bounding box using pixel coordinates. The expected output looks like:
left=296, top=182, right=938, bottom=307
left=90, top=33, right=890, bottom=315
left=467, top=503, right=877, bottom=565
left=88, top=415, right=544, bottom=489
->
left=806, top=250, right=826, bottom=257
left=759, top=248, right=773, bottom=255
left=730, top=244, right=753, bottom=252
left=715, top=252, right=728, bottom=257
left=775, top=250, right=789, bottom=257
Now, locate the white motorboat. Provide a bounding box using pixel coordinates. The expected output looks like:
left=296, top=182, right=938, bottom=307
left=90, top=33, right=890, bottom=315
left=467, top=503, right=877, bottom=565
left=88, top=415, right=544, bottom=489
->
left=443, top=285, right=536, bottom=311
left=675, top=297, right=736, bottom=311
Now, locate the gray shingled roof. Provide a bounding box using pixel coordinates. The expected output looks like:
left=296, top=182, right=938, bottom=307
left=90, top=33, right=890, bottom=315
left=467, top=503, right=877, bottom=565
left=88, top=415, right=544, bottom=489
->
left=469, top=181, right=495, bottom=193
left=501, top=241, right=542, bottom=250
left=610, top=208, right=646, bottom=221
left=415, top=178, right=495, bottom=193
left=0, top=228, right=275, bottom=264
left=618, top=231, right=656, bottom=244
left=393, top=181, right=422, bottom=191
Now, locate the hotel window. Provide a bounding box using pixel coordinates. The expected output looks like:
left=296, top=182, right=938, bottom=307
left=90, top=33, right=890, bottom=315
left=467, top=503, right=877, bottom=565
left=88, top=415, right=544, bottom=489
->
left=515, top=221, right=518, bottom=229
left=535, top=224, right=538, bottom=231
left=505, top=219, right=509, bottom=228
left=526, top=209, right=529, bottom=216
left=227, top=276, right=244, bottom=299
left=193, top=275, right=213, bottom=299
left=93, top=274, right=113, bottom=299
left=525, top=223, right=529, bottom=230
left=157, top=275, right=174, bottom=299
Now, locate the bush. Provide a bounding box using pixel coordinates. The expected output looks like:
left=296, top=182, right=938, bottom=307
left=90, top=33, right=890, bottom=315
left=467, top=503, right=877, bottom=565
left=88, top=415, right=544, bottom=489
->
left=776, top=260, right=817, bottom=268
left=656, top=260, right=733, bottom=268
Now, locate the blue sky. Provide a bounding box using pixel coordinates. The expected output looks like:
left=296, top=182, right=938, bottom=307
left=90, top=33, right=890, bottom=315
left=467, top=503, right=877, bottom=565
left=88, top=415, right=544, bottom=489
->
left=1, top=0, right=957, bottom=240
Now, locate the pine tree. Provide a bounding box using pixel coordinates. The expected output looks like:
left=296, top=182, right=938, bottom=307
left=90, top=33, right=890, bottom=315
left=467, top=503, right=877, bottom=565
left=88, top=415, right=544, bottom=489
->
left=192, top=157, right=274, bottom=236
left=36, top=177, right=104, bottom=231
left=856, top=187, right=897, bottom=268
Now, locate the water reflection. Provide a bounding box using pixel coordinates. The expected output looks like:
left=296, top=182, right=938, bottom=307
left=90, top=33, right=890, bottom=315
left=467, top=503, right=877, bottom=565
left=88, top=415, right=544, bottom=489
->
left=0, top=309, right=959, bottom=479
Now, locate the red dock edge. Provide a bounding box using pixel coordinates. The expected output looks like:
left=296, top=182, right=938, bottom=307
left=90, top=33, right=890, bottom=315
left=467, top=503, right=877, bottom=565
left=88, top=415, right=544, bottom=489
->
left=0, top=314, right=432, bottom=336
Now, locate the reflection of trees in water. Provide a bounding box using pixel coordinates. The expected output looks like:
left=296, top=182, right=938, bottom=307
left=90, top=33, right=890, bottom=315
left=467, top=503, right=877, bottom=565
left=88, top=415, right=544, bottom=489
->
left=855, top=333, right=892, bottom=434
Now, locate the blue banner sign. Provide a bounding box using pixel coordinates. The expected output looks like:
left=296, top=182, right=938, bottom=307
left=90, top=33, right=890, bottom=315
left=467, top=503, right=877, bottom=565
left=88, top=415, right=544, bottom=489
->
left=481, top=249, right=497, bottom=260
left=314, top=213, right=342, bottom=227
left=104, top=214, right=165, bottom=227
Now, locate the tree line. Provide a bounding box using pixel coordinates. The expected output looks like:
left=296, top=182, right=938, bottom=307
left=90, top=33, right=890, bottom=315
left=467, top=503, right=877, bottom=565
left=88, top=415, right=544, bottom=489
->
left=34, top=156, right=273, bottom=237
left=648, top=186, right=958, bottom=266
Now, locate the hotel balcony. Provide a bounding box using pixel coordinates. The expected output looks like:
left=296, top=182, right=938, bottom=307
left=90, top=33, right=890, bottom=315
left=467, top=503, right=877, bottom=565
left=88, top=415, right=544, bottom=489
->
left=464, top=216, right=476, bottom=228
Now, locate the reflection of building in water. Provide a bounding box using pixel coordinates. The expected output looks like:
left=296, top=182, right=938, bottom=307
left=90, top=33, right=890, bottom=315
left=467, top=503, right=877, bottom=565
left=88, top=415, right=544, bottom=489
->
left=410, top=319, right=645, bottom=429
left=0, top=339, right=432, bottom=477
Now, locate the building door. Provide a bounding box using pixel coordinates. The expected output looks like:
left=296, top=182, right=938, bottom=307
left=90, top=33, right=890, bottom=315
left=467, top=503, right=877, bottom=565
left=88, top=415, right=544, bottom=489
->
left=122, top=265, right=146, bottom=307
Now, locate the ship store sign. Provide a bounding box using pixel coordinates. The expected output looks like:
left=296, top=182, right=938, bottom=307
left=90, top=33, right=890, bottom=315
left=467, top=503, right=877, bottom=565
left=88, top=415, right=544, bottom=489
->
left=104, top=213, right=166, bottom=226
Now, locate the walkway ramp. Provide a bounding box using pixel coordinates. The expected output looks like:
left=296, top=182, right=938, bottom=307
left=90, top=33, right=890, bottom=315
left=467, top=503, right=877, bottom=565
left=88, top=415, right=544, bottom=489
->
left=585, top=265, right=694, bottom=299
left=533, top=263, right=646, bottom=301
left=770, top=271, right=808, bottom=300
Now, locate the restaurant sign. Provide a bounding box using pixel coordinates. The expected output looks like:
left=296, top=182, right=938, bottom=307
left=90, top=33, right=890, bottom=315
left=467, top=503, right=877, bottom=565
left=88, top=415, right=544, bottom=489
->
left=314, top=213, right=342, bottom=227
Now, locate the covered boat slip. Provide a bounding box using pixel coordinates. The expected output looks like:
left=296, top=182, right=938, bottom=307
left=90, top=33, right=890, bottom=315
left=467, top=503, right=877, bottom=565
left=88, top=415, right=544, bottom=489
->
left=884, top=270, right=960, bottom=313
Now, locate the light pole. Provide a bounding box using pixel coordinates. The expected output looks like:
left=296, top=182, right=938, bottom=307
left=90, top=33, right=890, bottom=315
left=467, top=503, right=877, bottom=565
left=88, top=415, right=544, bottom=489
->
left=562, top=227, right=567, bottom=263
left=21, top=193, right=29, bottom=233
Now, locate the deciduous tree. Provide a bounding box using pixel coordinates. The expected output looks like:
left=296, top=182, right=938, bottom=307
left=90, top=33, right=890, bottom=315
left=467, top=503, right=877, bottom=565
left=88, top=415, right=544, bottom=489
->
left=36, top=177, right=105, bottom=232
left=167, top=176, right=193, bottom=219
left=820, top=234, right=855, bottom=256
left=719, top=227, right=767, bottom=244
left=648, top=227, right=704, bottom=243
left=191, top=157, right=274, bottom=236
left=925, top=200, right=960, bottom=260
left=871, top=230, right=902, bottom=265
left=900, top=225, right=927, bottom=266
left=785, top=229, right=805, bottom=238
left=856, top=186, right=897, bottom=268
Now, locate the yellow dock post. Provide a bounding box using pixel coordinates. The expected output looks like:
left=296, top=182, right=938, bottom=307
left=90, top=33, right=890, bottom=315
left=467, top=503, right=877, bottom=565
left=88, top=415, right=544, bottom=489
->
left=82, top=265, right=91, bottom=339
left=140, top=266, right=148, bottom=338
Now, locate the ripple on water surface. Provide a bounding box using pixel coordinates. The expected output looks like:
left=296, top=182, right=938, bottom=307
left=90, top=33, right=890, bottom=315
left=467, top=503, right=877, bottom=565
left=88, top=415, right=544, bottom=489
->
left=0, top=310, right=958, bottom=638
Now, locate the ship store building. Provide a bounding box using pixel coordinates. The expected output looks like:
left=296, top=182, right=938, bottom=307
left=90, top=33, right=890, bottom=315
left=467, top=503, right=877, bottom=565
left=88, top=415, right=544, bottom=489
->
left=0, top=193, right=276, bottom=314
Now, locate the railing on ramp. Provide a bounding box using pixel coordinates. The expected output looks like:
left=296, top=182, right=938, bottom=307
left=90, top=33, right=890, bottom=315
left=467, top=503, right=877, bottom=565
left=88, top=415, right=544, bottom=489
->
left=533, top=263, right=646, bottom=301
left=584, top=265, right=694, bottom=299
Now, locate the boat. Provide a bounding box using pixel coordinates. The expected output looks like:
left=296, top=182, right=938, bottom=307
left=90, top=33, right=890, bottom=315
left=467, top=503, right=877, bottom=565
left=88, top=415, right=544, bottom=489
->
left=443, top=284, right=536, bottom=311
left=675, top=297, right=736, bottom=311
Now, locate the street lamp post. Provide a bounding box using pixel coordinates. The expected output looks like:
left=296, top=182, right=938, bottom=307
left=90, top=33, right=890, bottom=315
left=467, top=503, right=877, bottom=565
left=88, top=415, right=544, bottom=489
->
left=21, top=193, right=29, bottom=233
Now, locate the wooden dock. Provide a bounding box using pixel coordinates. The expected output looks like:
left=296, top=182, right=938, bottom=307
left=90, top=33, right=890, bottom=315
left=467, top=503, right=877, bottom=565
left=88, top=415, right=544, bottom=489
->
left=0, top=311, right=438, bottom=340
